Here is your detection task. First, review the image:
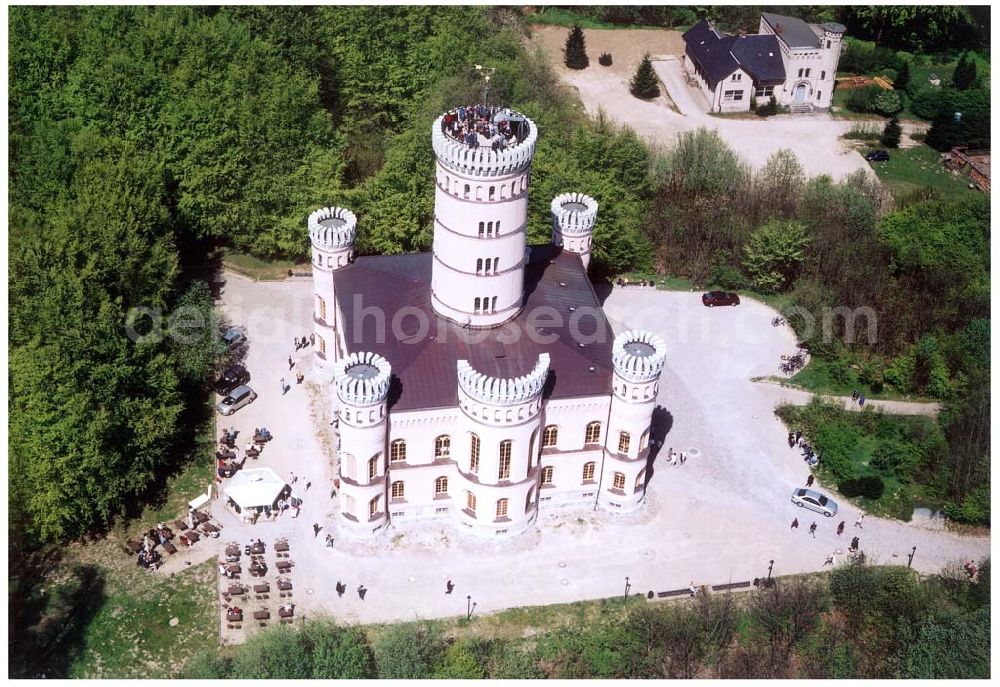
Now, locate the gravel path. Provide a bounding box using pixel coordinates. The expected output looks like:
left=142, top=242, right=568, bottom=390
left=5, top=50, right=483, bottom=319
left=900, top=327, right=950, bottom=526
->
left=755, top=381, right=941, bottom=417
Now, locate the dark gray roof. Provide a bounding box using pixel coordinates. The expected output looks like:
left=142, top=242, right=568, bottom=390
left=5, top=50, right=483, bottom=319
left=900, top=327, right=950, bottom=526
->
left=730, top=34, right=786, bottom=84
left=332, top=245, right=614, bottom=412
left=682, top=19, right=738, bottom=88
left=821, top=22, right=847, bottom=34
left=761, top=12, right=821, bottom=49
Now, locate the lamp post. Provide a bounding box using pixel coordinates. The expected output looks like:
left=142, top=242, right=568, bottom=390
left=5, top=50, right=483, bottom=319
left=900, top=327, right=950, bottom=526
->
left=466, top=594, right=476, bottom=620
left=624, top=576, right=631, bottom=601
left=473, top=64, right=496, bottom=109
left=767, top=559, right=775, bottom=582
left=908, top=546, right=917, bottom=568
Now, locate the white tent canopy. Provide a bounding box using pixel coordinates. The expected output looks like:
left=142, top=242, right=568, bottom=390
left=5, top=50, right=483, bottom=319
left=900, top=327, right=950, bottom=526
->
left=224, top=468, right=289, bottom=511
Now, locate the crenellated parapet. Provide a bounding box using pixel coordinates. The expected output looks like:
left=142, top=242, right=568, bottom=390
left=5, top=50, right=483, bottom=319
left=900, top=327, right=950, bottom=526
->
left=308, top=206, right=357, bottom=251
left=333, top=352, right=391, bottom=407
left=551, top=192, right=599, bottom=237
left=457, top=353, right=549, bottom=406
left=612, top=330, right=667, bottom=383
left=431, top=111, right=538, bottom=179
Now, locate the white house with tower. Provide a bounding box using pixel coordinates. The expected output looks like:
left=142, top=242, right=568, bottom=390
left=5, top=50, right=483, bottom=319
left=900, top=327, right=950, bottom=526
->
left=307, top=106, right=667, bottom=539
left=682, top=12, right=846, bottom=113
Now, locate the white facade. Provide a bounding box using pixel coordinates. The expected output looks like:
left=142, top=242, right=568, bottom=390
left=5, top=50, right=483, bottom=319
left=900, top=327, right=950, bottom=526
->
left=308, top=206, right=356, bottom=369
left=759, top=18, right=844, bottom=109
left=312, top=108, right=670, bottom=539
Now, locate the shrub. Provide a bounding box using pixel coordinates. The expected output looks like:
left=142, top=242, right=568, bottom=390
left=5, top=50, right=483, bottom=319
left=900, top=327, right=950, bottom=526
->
left=432, top=641, right=486, bottom=679
left=709, top=263, right=749, bottom=290
left=742, top=220, right=809, bottom=293
left=903, top=606, right=990, bottom=678
left=373, top=623, right=444, bottom=678
left=563, top=25, right=589, bottom=69
left=598, top=52, right=612, bottom=66
left=895, top=60, right=911, bottom=91
left=830, top=564, right=925, bottom=627
left=942, top=485, right=990, bottom=525
left=756, top=95, right=778, bottom=117
left=870, top=442, right=921, bottom=482
left=630, top=54, right=660, bottom=99
left=880, top=116, right=901, bottom=148
left=838, top=475, right=885, bottom=499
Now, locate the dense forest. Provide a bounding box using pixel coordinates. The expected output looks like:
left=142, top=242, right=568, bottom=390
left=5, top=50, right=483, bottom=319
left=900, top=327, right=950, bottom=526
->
left=182, top=562, right=990, bottom=679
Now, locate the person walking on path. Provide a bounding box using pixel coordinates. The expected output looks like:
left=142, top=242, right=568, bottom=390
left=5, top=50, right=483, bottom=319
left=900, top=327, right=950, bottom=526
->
left=795, top=429, right=802, bottom=444
left=849, top=536, right=860, bottom=552
left=858, top=394, right=866, bottom=407
left=357, top=585, right=367, bottom=600
left=806, top=474, right=815, bottom=487
left=809, top=522, right=817, bottom=537
left=823, top=554, right=835, bottom=566
left=855, top=513, right=865, bottom=529
left=305, top=481, right=312, bottom=491
left=788, top=432, right=795, bottom=448
left=335, top=581, right=345, bottom=597
left=313, top=523, right=321, bottom=537
left=837, top=520, right=845, bottom=536
left=325, top=533, right=334, bottom=547
left=290, top=472, right=296, bottom=484
left=791, top=518, right=799, bottom=530
left=851, top=389, right=859, bottom=402
left=446, top=580, right=454, bottom=594
left=281, top=378, right=288, bottom=395
left=310, top=333, right=315, bottom=347
left=288, top=355, right=294, bottom=370
left=296, top=369, right=304, bottom=384
left=680, top=452, right=686, bottom=465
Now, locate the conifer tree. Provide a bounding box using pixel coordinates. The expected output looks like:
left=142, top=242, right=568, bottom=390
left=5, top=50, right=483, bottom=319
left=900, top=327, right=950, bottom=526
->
left=630, top=53, right=660, bottom=99
left=894, top=60, right=910, bottom=91
left=564, top=25, right=589, bottom=69
left=881, top=115, right=902, bottom=148
left=952, top=52, right=978, bottom=90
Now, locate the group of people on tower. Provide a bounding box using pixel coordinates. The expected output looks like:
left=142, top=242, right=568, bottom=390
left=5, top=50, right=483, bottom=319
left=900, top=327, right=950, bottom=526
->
left=442, top=104, right=525, bottom=151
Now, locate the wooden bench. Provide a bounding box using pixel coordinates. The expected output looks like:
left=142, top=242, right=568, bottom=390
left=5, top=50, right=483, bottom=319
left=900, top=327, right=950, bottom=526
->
left=278, top=607, right=294, bottom=618
left=276, top=561, right=292, bottom=573
left=712, top=581, right=752, bottom=592
left=274, top=541, right=290, bottom=553
left=253, top=583, right=270, bottom=594
left=161, top=541, right=178, bottom=555
left=657, top=588, right=693, bottom=598
left=253, top=610, right=270, bottom=620
left=277, top=579, right=293, bottom=591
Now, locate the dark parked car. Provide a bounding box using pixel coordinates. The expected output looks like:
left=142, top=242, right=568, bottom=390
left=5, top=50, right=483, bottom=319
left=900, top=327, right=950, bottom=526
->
left=216, top=364, right=250, bottom=396
left=702, top=291, right=741, bottom=307
left=865, top=149, right=890, bottom=162
left=222, top=327, right=247, bottom=352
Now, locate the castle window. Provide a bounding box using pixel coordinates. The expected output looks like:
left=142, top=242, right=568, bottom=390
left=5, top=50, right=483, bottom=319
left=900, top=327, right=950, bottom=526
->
left=498, top=440, right=512, bottom=480
left=817, top=91, right=822, bottom=101
left=470, top=433, right=480, bottom=473
left=732, top=72, right=741, bottom=81
left=476, top=186, right=483, bottom=200
left=496, top=498, right=508, bottom=519
left=635, top=470, right=646, bottom=492
left=805, top=68, right=811, bottom=78
left=826, top=39, right=831, bottom=49
left=489, top=186, right=495, bottom=201
left=583, top=461, right=596, bottom=482
left=369, top=495, right=380, bottom=519
left=484, top=258, right=492, bottom=273
left=478, top=221, right=484, bottom=238
left=368, top=456, right=379, bottom=480
left=391, top=480, right=405, bottom=500
left=493, top=256, right=499, bottom=274
left=612, top=472, right=626, bottom=490
left=342, top=453, right=356, bottom=480
left=541, top=466, right=554, bottom=484
left=821, top=70, right=826, bottom=80
left=317, top=295, right=326, bottom=322
left=344, top=493, right=355, bottom=516
left=466, top=491, right=477, bottom=514
left=496, top=221, right=500, bottom=234
left=464, top=184, right=470, bottom=199
left=318, top=336, right=326, bottom=355
left=542, top=425, right=558, bottom=448
left=482, top=294, right=489, bottom=311
left=487, top=221, right=493, bottom=237
left=618, top=431, right=631, bottom=454
left=798, top=68, right=803, bottom=78
left=476, top=258, right=483, bottom=275
left=435, top=476, right=449, bottom=495
left=585, top=421, right=602, bottom=445
left=491, top=296, right=497, bottom=312
left=640, top=430, right=649, bottom=452
left=474, top=297, right=481, bottom=313
left=435, top=435, right=450, bottom=458
left=390, top=439, right=406, bottom=462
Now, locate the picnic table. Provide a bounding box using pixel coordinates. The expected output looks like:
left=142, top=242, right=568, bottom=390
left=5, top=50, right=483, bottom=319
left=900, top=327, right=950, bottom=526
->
left=202, top=522, right=220, bottom=534
left=254, top=582, right=270, bottom=593
left=191, top=510, right=210, bottom=525
left=180, top=531, right=200, bottom=546
left=227, top=584, right=245, bottom=596
left=276, top=561, right=292, bottom=573
left=173, top=519, right=189, bottom=532
left=161, top=541, right=178, bottom=555
left=227, top=609, right=243, bottom=622
left=250, top=542, right=266, bottom=555
left=274, top=541, right=289, bottom=553
left=277, top=578, right=293, bottom=591
left=278, top=606, right=295, bottom=618
left=225, top=544, right=241, bottom=557
left=253, top=609, right=270, bottom=620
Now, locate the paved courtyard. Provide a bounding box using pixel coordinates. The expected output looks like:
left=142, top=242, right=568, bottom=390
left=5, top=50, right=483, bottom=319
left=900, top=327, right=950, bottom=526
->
left=160, top=272, right=988, bottom=633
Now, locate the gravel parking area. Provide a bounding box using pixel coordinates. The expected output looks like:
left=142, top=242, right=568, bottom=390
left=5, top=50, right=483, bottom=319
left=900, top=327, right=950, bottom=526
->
left=529, top=25, right=870, bottom=179
left=165, top=275, right=988, bottom=633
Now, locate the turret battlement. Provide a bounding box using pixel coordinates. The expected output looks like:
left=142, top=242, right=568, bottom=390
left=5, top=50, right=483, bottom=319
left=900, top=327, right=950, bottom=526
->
left=457, top=353, right=550, bottom=406
left=308, top=206, right=357, bottom=251
left=551, top=192, right=599, bottom=237
left=612, top=330, right=667, bottom=383
left=432, top=109, right=538, bottom=178
left=333, top=352, right=391, bottom=406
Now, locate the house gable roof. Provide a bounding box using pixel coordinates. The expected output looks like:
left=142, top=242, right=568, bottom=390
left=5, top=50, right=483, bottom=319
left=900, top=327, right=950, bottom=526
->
left=730, top=34, right=786, bottom=84
left=682, top=19, right=739, bottom=88
left=761, top=12, right=822, bottom=49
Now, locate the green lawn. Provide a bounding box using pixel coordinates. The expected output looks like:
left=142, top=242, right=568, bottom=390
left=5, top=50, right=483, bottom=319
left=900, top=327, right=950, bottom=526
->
left=869, top=143, right=977, bottom=199
left=778, top=357, right=934, bottom=403
left=223, top=249, right=310, bottom=282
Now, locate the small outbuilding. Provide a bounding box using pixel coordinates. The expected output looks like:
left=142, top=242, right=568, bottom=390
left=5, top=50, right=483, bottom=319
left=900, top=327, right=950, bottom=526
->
left=223, top=468, right=291, bottom=523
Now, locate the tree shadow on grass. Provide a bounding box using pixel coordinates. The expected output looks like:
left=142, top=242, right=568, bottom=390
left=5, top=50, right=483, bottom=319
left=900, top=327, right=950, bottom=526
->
left=8, top=546, right=107, bottom=678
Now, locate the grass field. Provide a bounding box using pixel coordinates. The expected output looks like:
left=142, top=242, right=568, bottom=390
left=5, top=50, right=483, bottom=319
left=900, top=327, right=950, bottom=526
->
left=223, top=250, right=310, bottom=282
left=523, top=7, right=650, bottom=30
left=868, top=143, right=976, bottom=199
left=778, top=358, right=934, bottom=403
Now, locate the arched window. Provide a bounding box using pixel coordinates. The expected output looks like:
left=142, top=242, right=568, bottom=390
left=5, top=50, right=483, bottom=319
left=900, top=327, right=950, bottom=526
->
left=491, top=296, right=497, bottom=312
left=541, top=466, right=554, bottom=484
left=368, top=456, right=379, bottom=480
left=343, top=453, right=356, bottom=480
left=500, top=185, right=507, bottom=200
left=476, top=186, right=483, bottom=200
left=466, top=491, right=477, bottom=513
left=496, top=221, right=501, bottom=234
left=612, top=472, right=626, bottom=490
left=585, top=421, right=602, bottom=445
left=640, top=430, right=650, bottom=452
left=489, top=186, right=496, bottom=201
left=474, top=297, right=481, bottom=313
left=493, top=256, right=499, bottom=274
left=476, top=258, right=483, bottom=275
left=464, top=184, right=470, bottom=199
left=487, top=221, right=493, bottom=237
left=317, top=295, right=326, bottom=321
left=543, top=425, right=558, bottom=448
left=435, top=476, right=449, bottom=495
left=344, top=493, right=356, bottom=516
left=511, top=181, right=517, bottom=196
left=318, top=336, right=326, bottom=355
left=435, top=435, right=450, bottom=458
left=469, top=434, right=480, bottom=473
left=498, top=440, right=512, bottom=480
left=582, top=461, right=596, bottom=481
left=390, top=439, right=407, bottom=462
left=635, top=470, right=646, bottom=492
left=482, top=294, right=489, bottom=311
left=618, top=431, right=631, bottom=454
left=496, top=498, right=508, bottom=518
left=369, top=495, right=380, bottom=518
left=484, top=258, right=492, bottom=273
left=478, top=221, right=484, bottom=238
left=391, top=480, right=405, bottom=499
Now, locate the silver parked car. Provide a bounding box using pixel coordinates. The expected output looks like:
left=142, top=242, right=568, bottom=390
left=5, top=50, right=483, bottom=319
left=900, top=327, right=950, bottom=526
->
left=217, top=384, right=257, bottom=416
left=791, top=488, right=838, bottom=517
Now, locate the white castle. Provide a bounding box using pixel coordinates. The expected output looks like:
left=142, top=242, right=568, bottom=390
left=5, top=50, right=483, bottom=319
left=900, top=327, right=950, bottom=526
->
left=309, top=107, right=667, bottom=538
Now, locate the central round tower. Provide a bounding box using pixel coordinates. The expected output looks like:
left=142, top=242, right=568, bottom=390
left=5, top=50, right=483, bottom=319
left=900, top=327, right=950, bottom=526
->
left=430, top=107, right=539, bottom=328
